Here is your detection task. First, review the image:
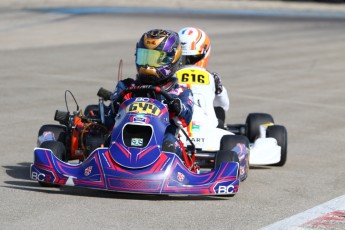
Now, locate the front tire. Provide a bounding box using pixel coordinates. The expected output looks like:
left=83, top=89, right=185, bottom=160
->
left=246, top=113, right=274, bottom=142
left=216, top=135, right=250, bottom=181
left=219, top=135, right=250, bottom=152
left=38, top=140, right=66, bottom=187
left=267, top=125, right=288, bottom=166
left=215, top=150, right=239, bottom=169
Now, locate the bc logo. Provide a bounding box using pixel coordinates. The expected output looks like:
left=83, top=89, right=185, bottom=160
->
left=213, top=181, right=238, bottom=194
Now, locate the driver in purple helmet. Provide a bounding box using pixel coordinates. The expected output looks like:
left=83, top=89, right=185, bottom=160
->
left=107, top=29, right=194, bottom=157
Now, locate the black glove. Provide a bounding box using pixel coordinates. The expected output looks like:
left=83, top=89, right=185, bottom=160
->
left=122, top=78, right=135, bottom=87
left=168, top=98, right=183, bottom=116
left=213, top=72, right=223, bottom=95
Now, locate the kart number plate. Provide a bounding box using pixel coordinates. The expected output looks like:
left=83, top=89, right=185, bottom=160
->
left=176, top=69, right=210, bottom=85
left=127, top=102, right=160, bottom=116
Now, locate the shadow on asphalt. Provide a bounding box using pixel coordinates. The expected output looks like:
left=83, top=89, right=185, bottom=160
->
left=250, top=165, right=273, bottom=170
left=3, top=162, right=230, bottom=201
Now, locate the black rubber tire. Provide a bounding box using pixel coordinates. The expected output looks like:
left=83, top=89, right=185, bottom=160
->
left=266, top=125, right=288, bottom=166
left=84, top=104, right=99, bottom=118
left=40, top=140, right=66, bottom=161
left=38, top=140, right=66, bottom=187
left=219, top=135, right=250, bottom=152
left=38, top=124, right=66, bottom=144
left=215, top=135, right=249, bottom=169
left=245, top=113, right=274, bottom=142
left=84, top=104, right=110, bottom=120
left=217, top=135, right=250, bottom=181
left=215, top=150, right=239, bottom=169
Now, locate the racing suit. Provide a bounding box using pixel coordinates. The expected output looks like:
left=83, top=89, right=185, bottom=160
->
left=106, top=76, right=194, bottom=157
left=176, top=65, right=229, bottom=128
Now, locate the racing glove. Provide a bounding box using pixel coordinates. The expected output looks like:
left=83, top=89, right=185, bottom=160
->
left=213, top=72, right=223, bottom=95
left=168, top=98, right=183, bottom=116
left=122, top=78, right=136, bottom=87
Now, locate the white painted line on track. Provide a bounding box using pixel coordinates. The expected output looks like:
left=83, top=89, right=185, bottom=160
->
left=260, top=194, right=345, bottom=230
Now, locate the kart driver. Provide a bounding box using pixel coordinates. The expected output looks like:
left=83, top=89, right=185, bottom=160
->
left=107, top=29, right=194, bottom=157
left=177, top=27, right=229, bottom=127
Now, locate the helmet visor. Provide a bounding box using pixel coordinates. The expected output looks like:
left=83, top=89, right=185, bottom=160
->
left=182, top=54, right=205, bottom=65
left=136, top=48, right=173, bottom=67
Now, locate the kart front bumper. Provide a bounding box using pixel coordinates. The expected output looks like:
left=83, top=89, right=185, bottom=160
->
left=30, top=147, right=240, bottom=196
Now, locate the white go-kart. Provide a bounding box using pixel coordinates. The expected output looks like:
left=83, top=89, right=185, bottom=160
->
left=176, top=66, right=287, bottom=167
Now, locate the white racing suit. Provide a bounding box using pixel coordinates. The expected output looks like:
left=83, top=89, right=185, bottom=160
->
left=176, top=65, right=230, bottom=128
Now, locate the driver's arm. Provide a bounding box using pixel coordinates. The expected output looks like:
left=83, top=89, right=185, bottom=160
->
left=169, top=87, right=194, bottom=128
left=110, top=78, right=136, bottom=102
left=104, top=78, right=136, bottom=129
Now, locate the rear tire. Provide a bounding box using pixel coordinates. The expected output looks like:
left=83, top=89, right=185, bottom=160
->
left=84, top=104, right=110, bottom=119
left=40, top=140, right=66, bottom=161
left=38, top=124, right=66, bottom=144
left=267, top=125, right=288, bottom=166
left=246, top=113, right=274, bottom=142
left=84, top=104, right=99, bottom=118
left=38, top=140, right=66, bottom=187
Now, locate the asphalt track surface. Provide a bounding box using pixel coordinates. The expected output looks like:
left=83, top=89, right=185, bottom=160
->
left=1, top=4, right=345, bottom=230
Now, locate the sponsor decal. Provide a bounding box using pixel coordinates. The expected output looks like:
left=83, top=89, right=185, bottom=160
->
left=133, top=116, right=147, bottom=123
left=240, top=166, right=245, bottom=177
left=191, top=137, right=205, bottom=143
left=177, top=172, right=185, bottom=182
left=84, top=166, right=93, bottom=176
left=164, top=68, right=171, bottom=75
left=192, top=125, right=200, bottom=131
left=147, top=40, right=156, bottom=45
left=213, top=181, right=238, bottom=194
left=31, top=171, right=46, bottom=181
left=131, top=138, right=143, bottom=147
left=134, top=98, right=150, bottom=102
left=192, top=121, right=200, bottom=131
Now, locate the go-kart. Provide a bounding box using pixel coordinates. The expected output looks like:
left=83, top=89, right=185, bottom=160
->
left=31, top=86, right=248, bottom=195
left=176, top=66, right=287, bottom=167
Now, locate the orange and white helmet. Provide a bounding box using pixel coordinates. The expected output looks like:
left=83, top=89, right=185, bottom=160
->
left=178, top=27, right=211, bottom=68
